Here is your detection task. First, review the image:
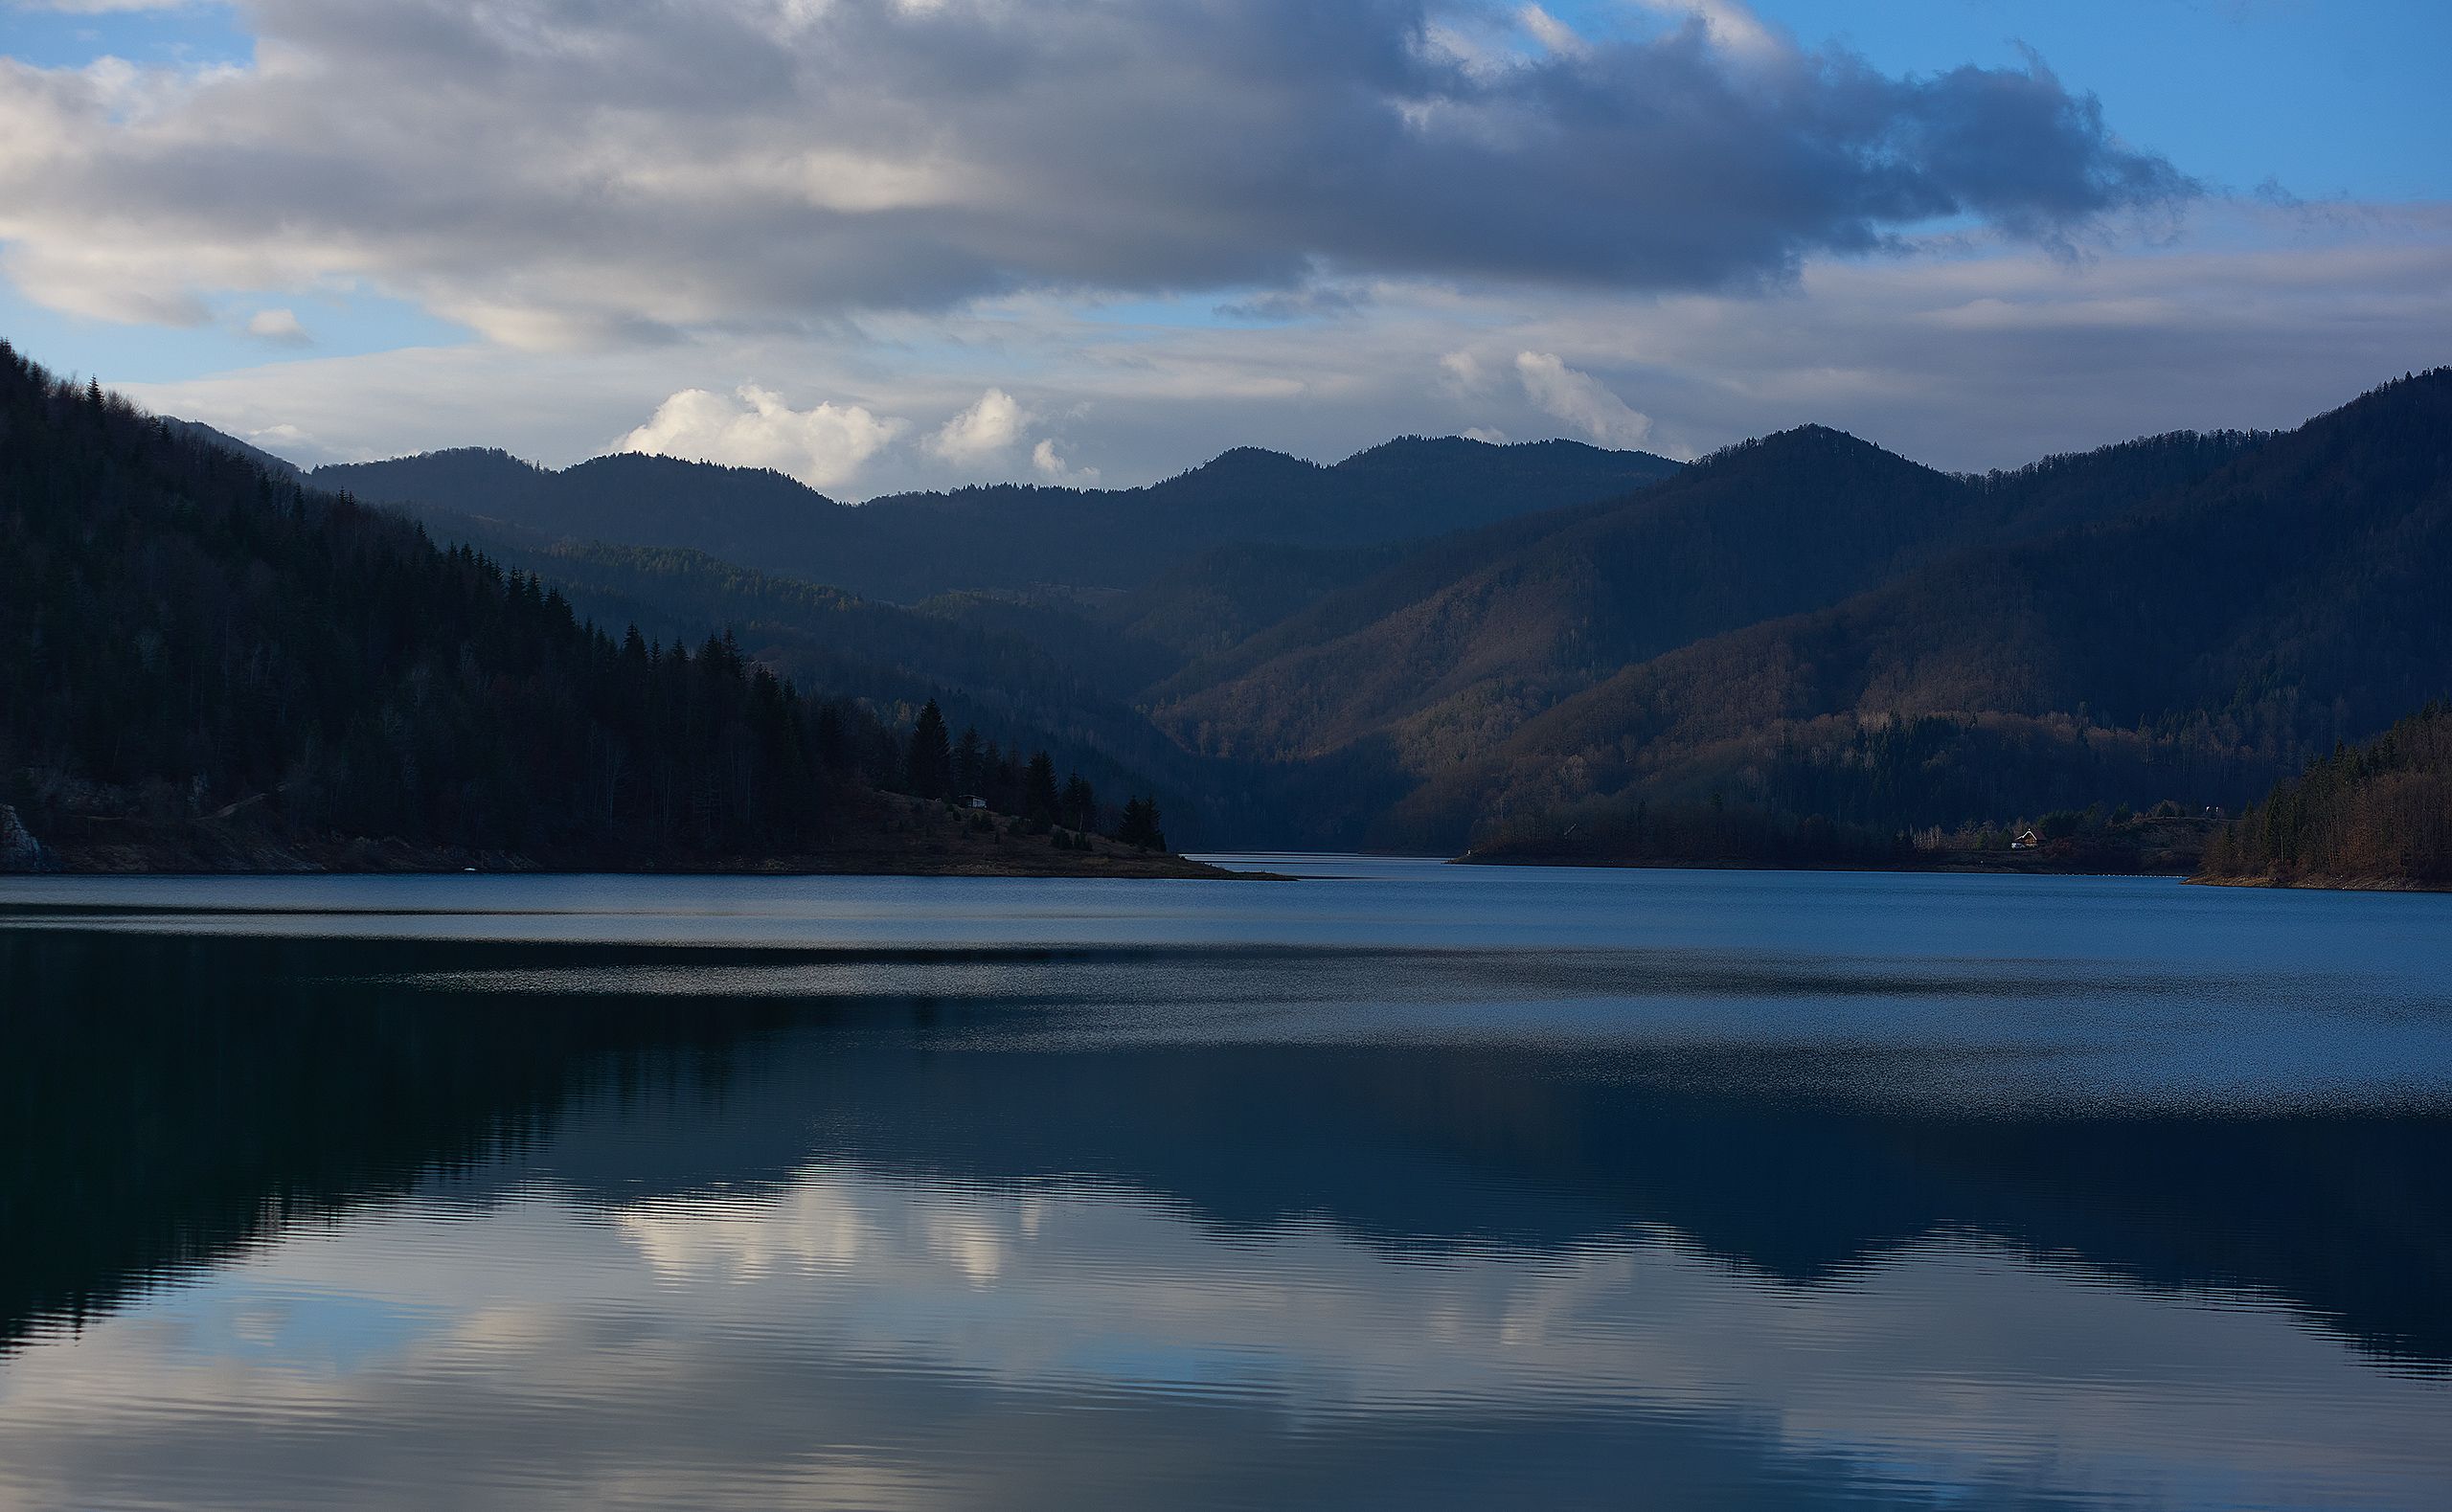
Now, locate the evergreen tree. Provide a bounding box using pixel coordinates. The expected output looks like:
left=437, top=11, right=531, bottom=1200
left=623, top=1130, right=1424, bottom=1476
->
left=814, top=706, right=846, bottom=771
left=1115, top=796, right=1167, bottom=852
left=954, top=726, right=984, bottom=796
left=1060, top=772, right=1096, bottom=832
left=905, top=699, right=952, bottom=798
left=1024, top=750, right=1060, bottom=825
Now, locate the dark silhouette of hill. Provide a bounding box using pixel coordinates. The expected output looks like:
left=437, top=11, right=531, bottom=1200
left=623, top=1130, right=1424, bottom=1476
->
left=406, top=504, right=1237, bottom=834
left=2200, top=701, right=2452, bottom=888
left=158, top=417, right=306, bottom=482
left=0, top=347, right=869, bottom=868
left=312, top=436, right=1678, bottom=604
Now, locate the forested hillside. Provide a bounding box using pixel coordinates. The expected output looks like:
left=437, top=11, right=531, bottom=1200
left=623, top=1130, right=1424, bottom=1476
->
left=315, top=435, right=1679, bottom=604
left=0, top=345, right=1204, bottom=873
left=1410, top=370, right=2450, bottom=851
left=2199, top=703, right=2452, bottom=888
left=410, top=504, right=1231, bottom=830
left=1154, top=425, right=2254, bottom=769
left=0, top=346, right=867, bottom=867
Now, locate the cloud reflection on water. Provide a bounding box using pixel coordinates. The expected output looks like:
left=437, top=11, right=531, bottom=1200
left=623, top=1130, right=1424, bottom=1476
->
left=1, top=1161, right=2443, bottom=1511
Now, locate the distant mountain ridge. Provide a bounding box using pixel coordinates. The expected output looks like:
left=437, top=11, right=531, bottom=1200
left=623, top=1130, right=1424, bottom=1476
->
left=159, top=417, right=306, bottom=483
left=309, top=436, right=1683, bottom=604
left=159, top=361, right=2452, bottom=856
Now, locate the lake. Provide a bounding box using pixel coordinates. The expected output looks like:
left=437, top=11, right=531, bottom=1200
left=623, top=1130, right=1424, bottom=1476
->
left=2, top=858, right=2448, bottom=1510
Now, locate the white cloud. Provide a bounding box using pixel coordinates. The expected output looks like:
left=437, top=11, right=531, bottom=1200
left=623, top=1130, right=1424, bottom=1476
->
left=1438, top=350, right=1488, bottom=395
left=1626, top=0, right=1781, bottom=61
left=1030, top=438, right=1098, bottom=485
left=1517, top=5, right=1586, bottom=58
left=618, top=383, right=904, bottom=489
left=927, top=387, right=1028, bottom=463
left=245, top=307, right=310, bottom=345
left=1514, top=351, right=1654, bottom=448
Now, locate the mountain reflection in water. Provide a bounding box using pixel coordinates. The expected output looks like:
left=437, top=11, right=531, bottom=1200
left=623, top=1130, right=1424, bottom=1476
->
left=2, top=861, right=2447, bottom=1510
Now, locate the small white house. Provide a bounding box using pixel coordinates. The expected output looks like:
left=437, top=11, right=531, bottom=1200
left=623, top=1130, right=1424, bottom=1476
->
left=959, top=794, right=988, bottom=811
left=2010, top=828, right=2041, bottom=850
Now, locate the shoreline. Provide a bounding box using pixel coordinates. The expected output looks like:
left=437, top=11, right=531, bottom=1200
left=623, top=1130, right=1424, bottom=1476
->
left=1455, top=816, right=2222, bottom=881
left=1461, top=852, right=2452, bottom=891
left=2188, top=872, right=2452, bottom=893
left=1456, top=853, right=2195, bottom=879
left=5, top=847, right=1263, bottom=882
left=1, top=792, right=1276, bottom=882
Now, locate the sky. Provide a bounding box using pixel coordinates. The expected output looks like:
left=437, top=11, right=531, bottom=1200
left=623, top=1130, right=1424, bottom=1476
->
left=1, top=0, right=2447, bottom=497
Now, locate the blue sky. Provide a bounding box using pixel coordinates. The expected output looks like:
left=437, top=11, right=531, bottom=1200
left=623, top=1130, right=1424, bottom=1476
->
left=1, top=0, right=2446, bottom=492
left=1665, top=1, right=2452, bottom=202
left=0, top=2, right=251, bottom=70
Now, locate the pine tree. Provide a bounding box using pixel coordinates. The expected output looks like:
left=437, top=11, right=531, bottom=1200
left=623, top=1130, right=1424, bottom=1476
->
left=1024, top=750, right=1060, bottom=825
left=906, top=699, right=952, bottom=798
left=1061, top=772, right=1096, bottom=832
left=1115, top=796, right=1167, bottom=852
left=955, top=726, right=984, bottom=797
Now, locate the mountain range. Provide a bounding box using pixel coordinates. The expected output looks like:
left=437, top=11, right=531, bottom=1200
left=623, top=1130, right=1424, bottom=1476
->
left=312, top=436, right=1680, bottom=604
left=25, top=344, right=2452, bottom=859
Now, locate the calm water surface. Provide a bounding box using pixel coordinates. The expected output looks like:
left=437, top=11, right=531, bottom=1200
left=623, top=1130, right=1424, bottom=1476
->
left=2, top=859, right=2448, bottom=1509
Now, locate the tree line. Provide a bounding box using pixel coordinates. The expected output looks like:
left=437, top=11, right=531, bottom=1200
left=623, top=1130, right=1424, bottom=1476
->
left=897, top=698, right=1166, bottom=848
left=0, top=343, right=1173, bottom=864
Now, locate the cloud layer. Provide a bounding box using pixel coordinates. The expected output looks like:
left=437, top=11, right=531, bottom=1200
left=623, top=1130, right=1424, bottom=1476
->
left=0, top=0, right=2192, bottom=348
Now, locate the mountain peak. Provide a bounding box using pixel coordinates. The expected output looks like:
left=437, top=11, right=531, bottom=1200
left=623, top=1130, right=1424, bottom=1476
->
left=563, top=450, right=838, bottom=504
left=1690, top=424, right=1932, bottom=482
left=1181, top=446, right=1325, bottom=484
left=1336, top=435, right=1500, bottom=466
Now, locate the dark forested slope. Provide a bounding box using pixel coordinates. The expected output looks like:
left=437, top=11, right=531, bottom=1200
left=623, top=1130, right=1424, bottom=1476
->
left=403, top=504, right=1228, bottom=829
left=1155, top=424, right=2263, bottom=783
left=0, top=345, right=1214, bottom=872
left=1410, top=371, right=2451, bottom=849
